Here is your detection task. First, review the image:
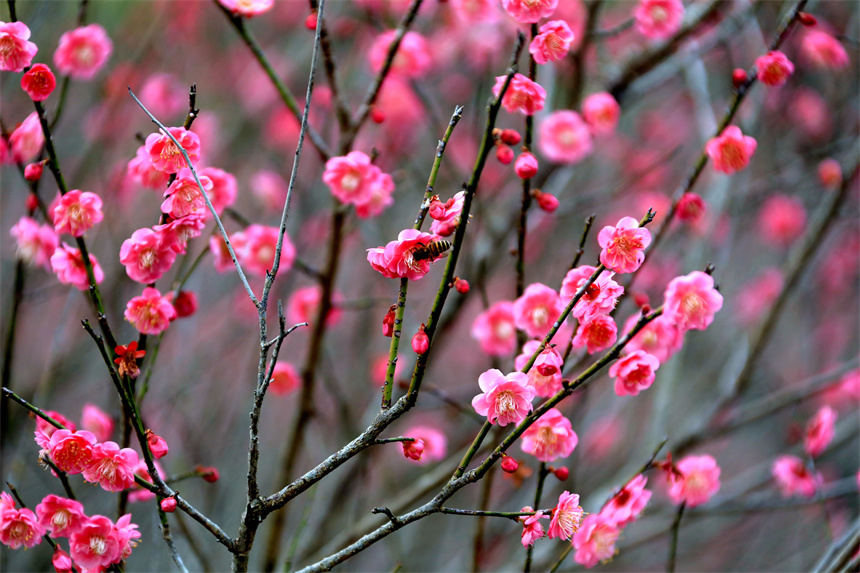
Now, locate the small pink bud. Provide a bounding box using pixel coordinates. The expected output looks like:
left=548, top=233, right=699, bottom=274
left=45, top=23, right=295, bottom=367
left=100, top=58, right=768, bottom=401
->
left=305, top=11, right=317, bottom=30
left=25, top=193, right=39, bottom=212
left=496, top=144, right=514, bottom=165
left=52, top=546, right=73, bottom=573
left=198, top=465, right=220, bottom=482
left=732, top=68, right=748, bottom=89
left=640, top=303, right=652, bottom=315
left=817, top=158, right=842, bottom=190
left=676, top=193, right=706, bottom=223
left=160, top=497, right=177, bottom=513
left=534, top=191, right=559, bottom=213
left=553, top=466, right=569, bottom=481
left=147, top=430, right=169, bottom=459
left=370, top=107, right=386, bottom=124
left=171, top=290, right=198, bottom=318
left=454, top=277, right=470, bottom=294
left=402, top=438, right=425, bottom=461
left=382, top=304, right=396, bottom=337
left=501, top=454, right=519, bottom=474
left=500, top=129, right=522, bottom=146
left=412, top=325, right=429, bottom=355
left=428, top=198, right=446, bottom=220
left=798, top=12, right=817, bottom=26
left=24, top=162, right=43, bottom=181
left=514, top=152, right=539, bottom=179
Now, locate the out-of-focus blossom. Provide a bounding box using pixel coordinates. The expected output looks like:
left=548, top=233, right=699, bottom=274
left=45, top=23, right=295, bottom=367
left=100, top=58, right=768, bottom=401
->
left=493, top=73, right=546, bottom=115
left=801, top=30, right=849, bottom=70
left=734, top=268, right=783, bottom=327
left=53, top=24, right=112, bottom=79
left=663, top=271, right=723, bottom=332
left=520, top=408, right=578, bottom=462
left=199, top=167, right=237, bottom=215
left=676, top=192, right=706, bottom=223
left=471, top=369, right=534, bottom=426
left=471, top=301, right=518, bottom=356
left=622, top=313, right=683, bottom=363
left=817, top=158, right=842, bottom=190
left=667, top=454, right=721, bottom=507
left=501, top=0, right=558, bottom=23
left=53, top=190, right=103, bottom=237
left=11, top=216, right=58, bottom=270
left=602, top=474, right=652, bottom=528
left=758, top=194, right=806, bottom=246
left=287, top=285, right=342, bottom=327
left=634, top=0, right=685, bottom=39
left=529, top=20, right=574, bottom=64
left=583, top=92, right=620, bottom=135
left=805, top=406, right=837, bottom=458
left=755, top=50, right=794, bottom=87
left=236, top=224, right=295, bottom=277
left=772, top=455, right=822, bottom=498
left=369, top=30, right=431, bottom=78
left=51, top=243, right=104, bottom=290
left=81, top=404, right=113, bottom=442
left=9, top=112, right=44, bottom=163
left=218, top=0, right=273, bottom=17
left=572, top=512, right=620, bottom=568
left=450, top=0, right=499, bottom=23
left=705, top=126, right=757, bottom=175
left=539, top=111, right=593, bottom=164
left=401, top=425, right=447, bottom=464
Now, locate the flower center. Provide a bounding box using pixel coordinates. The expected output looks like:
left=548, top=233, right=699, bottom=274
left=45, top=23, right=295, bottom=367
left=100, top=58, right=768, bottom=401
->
left=140, top=248, right=156, bottom=270
left=532, top=306, right=548, bottom=327
left=493, top=320, right=514, bottom=340
left=497, top=390, right=516, bottom=415
left=651, top=6, right=667, bottom=22
left=52, top=510, right=70, bottom=530
left=341, top=172, right=361, bottom=193
left=90, top=535, right=107, bottom=556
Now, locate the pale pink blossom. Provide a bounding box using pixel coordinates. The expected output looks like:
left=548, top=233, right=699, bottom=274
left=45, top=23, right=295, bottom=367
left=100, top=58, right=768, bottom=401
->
left=663, top=271, right=723, bottom=332
left=0, top=506, right=44, bottom=549
left=81, top=404, right=113, bottom=442
left=48, top=429, right=97, bottom=474
left=127, top=144, right=170, bottom=190
left=562, top=267, right=624, bottom=323
left=520, top=408, right=578, bottom=462
left=705, top=126, right=757, bottom=175
left=572, top=512, right=620, bottom=568
left=801, top=30, right=849, bottom=70
left=734, top=268, right=783, bottom=327
left=0, top=21, right=38, bottom=71
left=209, top=233, right=244, bottom=273
left=161, top=168, right=213, bottom=219
left=610, top=350, right=660, bottom=396
left=199, top=167, right=237, bottom=215
left=529, top=20, right=574, bottom=64
left=218, top=0, right=273, bottom=17
left=53, top=24, right=112, bottom=80
left=323, top=151, right=391, bottom=207
left=9, top=111, right=45, bottom=163
left=21, top=63, right=57, bottom=101
left=401, top=425, right=447, bottom=464
left=251, top=169, right=287, bottom=209
left=145, top=127, right=201, bottom=174
left=69, top=515, right=121, bottom=569
left=450, top=0, right=499, bottom=23
left=471, top=369, right=534, bottom=426
left=805, top=405, right=837, bottom=458
left=429, top=191, right=465, bottom=236
left=755, top=50, right=794, bottom=87
left=583, top=92, right=620, bottom=135
left=501, top=0, right=558, bottom=23
left=35, top=495, right=86, bottom=539
left=34, top=411, right=75, bottom=450
left=269, top=361, right=300, bottom=396
left=153, top=213, right=206, bottom=255
left=539, top=110, right=593, bottom=164
left=621, top=313, right=683, bottom=363
left=82, top=442, right=139, bottom=492
left=493, top=73, right=546, bottom=116
left=519, top=507, right=546, bottom=547
left=634, top=0, right=685, bottom=40
left=471, top=301, right=518, bottom=356
left=602, top=474, right=652, bottom=528
left=51, top=243, right=104, bottom=290
left=114, top=514, right=141, bottom=560
left=667, top=454, right=721, bottom=507
left=513, top=283, right=565, bottom=339
left=10, top=216, right=58, bottom=270
left=758, top=194, right=806, bottom=246
left=598, top=216, right=651, bottom=274
left=236, top=224, right=295, bottom=277
left=354, top=171, right=395, bottom=219
left=367, top=229, right=445, bottom=281
left=772, top=455, right=822, bottom=498
left=573, top=315, right=618, bottom=354
left=548, top=490, right=583, bottom=540
left=52, top=190, right=103, bottom=237
left=515, top=340, right=564, bottom=397
left=119, top=228, right=178, bottom=284
left=287, top=285, right=343, bottom=327
left=369, top=30, right=431, bottom=78
left=138, top=72, right=186, bottom=119
left=124, top=287, right=177, bottom=335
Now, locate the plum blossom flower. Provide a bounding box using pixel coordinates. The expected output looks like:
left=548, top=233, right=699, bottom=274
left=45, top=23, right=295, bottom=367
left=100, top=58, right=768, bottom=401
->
left=145, top=127, right=200, bottom=174
left=354, top=171, right=395, bottom=219
left=515, top=152, right=539, bottom=179
left=48, top=429, right=97, bottom=474
left=805, top=405, right=837, bottom=458
left=367, top=229, right=445, bottom=281
left=548, top=491, right=583, bottom=540
left=572, top=315, right=618, bottom=354
left=734, top=268, right=783, bottom=327
left=9, top=111, right=44, bottom=163
left=69, top=515, right=121, bottom=569
left=52, top=190, right=103, bottom=237
left=519, top=507, right=546, bottom=547
left=539, top=110, right=593, bottom=164
left=323, top=151, right=390, bottom=207
left=602, top=474, right=652, bottom=528
left=114, top=341, right=145, bottom=379
left=450, top=0, right=499, bottom=23
left=515, top=341, right=564, bottom=397
left=471, top=369, right=534, bottom=426
left=772, top=455, right=822, bottom=498
left=634, top=0, right=685, bottom=40
left=114, top=514, right=140, bottom=560
left=369, top=30, right=431, bottom=78
left=218, top=0, right=273, bottom=17
left=34, top=411, right=75, bottom=450
left=0, top=505, right=44, bottom=549
left=161, top=168, right=213, bottom=219
left=0, top=21, right=38, bottom=71
left=53, top=24, right=112, bottom=80
left=119, top=228, right=178, bottom=284
left=501, top=0, right=558, bottom=23
left=402, top=438, right=425, bottom=461
left=35, top=495, right=86, bottom=539
left=663, top=271, right=723, bottom=332
left=583, top=92, right=620, bottom=135
left=610, top=350, right=660, bottom=396
left=493, top=73, right=546, bottom=116
left=520, top=408, right=578, bottom=462
left=199, top=167, right=237, bottom=215
left=287, top=285, right=343, bottom=327
left=756, top=50, right=794, bottom=87
left=147, top=431, right=169, bottom=459
left=401, top=425, right=447, bottom=464
left=818, top=158, right=842, bottom=190
left=236, top=224, right=296, bottom=277
left=705, top=126, right=757, bottom=175
left=10, top=216, right=58, bottom=270
left=127, top=144, right=170, bottom=190
left=82, top=441, right=140, bottom=492
left=801, top=30, right=849, bottom=70
left=676, top=192, right=706, bottom=223
left=21, top=63, right=57, bottom=101
left=758, top=194, right=806, bottom=246
left=572, top=512, right=620, bottom=568
left=513, top=283, right=565, bottom=339
left=667, top=454, right=721, bottom=507
left=621, top=313, right=683, bottom=363
left=81, top=404, right=113, bottom=442
left=153, top=213, right=206, bottom=255
left=124, top=287, right=177, bottom=335
left=471, top=301, right=518, bottom=356
left=529, top=20, right=574, bottom=64
left=429, top=191, right=466, bottom=236
left=598, top=216, right=651, bottom=274
left=269, top=361, right=300, bottom=396
left=562, top=267, right=624, bottom=323
left=51, top=243, right=104, bottom=290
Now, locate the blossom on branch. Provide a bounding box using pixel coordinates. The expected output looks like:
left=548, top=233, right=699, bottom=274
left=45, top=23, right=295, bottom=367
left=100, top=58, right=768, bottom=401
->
left=520, top=408, right=578, bottom=462
left=598, top=216, right=651, bottom=274
left=529, top=20, right=574, bottom=64
left=0, top=21, right=38, bottom=72
left=493, top=73, right=546, bottom=116
left=471, top=369, right=534, bottom=426
left=53, top=24, right=112, bottom=80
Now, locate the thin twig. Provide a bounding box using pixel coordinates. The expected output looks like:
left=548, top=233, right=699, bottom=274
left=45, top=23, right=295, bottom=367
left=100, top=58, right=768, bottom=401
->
left=667, top=502, right=687, bottom=573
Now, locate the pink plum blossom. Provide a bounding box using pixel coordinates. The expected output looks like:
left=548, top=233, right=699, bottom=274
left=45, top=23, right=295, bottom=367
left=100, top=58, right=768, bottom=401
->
left=772, top=455, right=822, bottom=498
left=218, top=0, right=273, bottom=17
left=450, top=0, right=499, bottom=23
left=501, top=0, right=558, bottom=23
left=667, top=454, right=721, bottom=507
left=35, top=495, right=86, bottom=539
left=82, top=442, right=140, bottom=492
left=115, top=514, right=140, bottom=560
left=119, top=228, right=178, bottom=284
left=21, top=63, right=57, bottom=101
left=539, top=110, right=593, bottom=164
left=602, top=474, right=652, bottom=528
left=402, top=438, right=425, bottom=461
left=138, top=72, right=186, bottom=119
left=48, top=429, right=97, bottom=474
left=734, top=268, right=783, bottom=327
left=663, top=271, right=723, bottom=332
left=610, top=350, right=660, bottom=396
left=367, top=229, right=445, bottom=281
left=598, top=216, right=651, bottom=274
left=429, top=191, right=466, bottom=236
left=9, top=112, right=45, bottom=163
left=705, top=126, right=757, bottom=175
left=69, top=515, right=121, bottom=569
left=0, top=21, right=37, bottom=71
left=34, top=411, right=75, bottom=450
left=10, top=216, right=58, bottom=270
left=287, top=285, right=343, bottom=327
left=572, top=512, right=620, bottom=568
left=124, top=287, right=177, bottom=335
left=471, top=301, right=518, bottom=356
left=756, top=50, right=794, bottom=87
left=354, top=170, right=395, bottom=219
left=572, top=315, right=618, bottom=354
left=199, top=167, right=237, bottom=215
left=676, top=192, right=706, bottom=223
left=513, top=283, right=565, bottom=339
left=758, top=194, right=806, bottom=246
left=236, top=224, right=295, bottom=277
left=127, top=144, right=170, bottom=190
left=493, top=73, right=546, bottom=116
left=369, top=30, right=432, bottom=78
left=145, top=127, right=200, bottom=174
left=251, top=169, right=287, bottom=209
left=323, top=151, right=382, bottom=206
left=529, top=20, right=574, bottom=64
left=515, top=340, right=564, bottom=397
left=634, top=0, right=685, bottom=40
left=53, top=24, right=112, bottom=80
left=818, top=158, right=842, bottom=190
left=562, top=267, right=624, bottom=323
left=520, top=408, right=578, bottom=462
left=548, top=490, right=583, bottom=540
left=147, top=431, right=169, bottom=459
left=51, top=243, right=104, bottom=290
left=81, top=404, right=114, bottom=442
left=153, top=213, right=207, bottom=255
left=801, top=30, right=849, bottom=70
left=621, top=313, right=683, bottom=363
left=805, top=405, right=837, bottom=458
left=519, top=507, right=546, bottom=547
left=0, top=506, right=44, bottom=549
left=515, top=151, right=539, bottom=179
left=161, top=168, right=213, bottom=219
left=401, top=425, right=447, bottom=464
left=583, top=92, right=620, bottom=135
left=471, top=369, right=534, bottom=426
left=269, top=361, right=300, bottom=396
left=52, top=190, right=103, bottom=237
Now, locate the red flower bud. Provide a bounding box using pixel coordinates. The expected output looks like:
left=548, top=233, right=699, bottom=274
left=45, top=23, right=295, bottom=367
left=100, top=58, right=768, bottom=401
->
left=170, top=290, right=198, bottom=318
left=25, top=194, right=39, bottom=213
left=146, top=430, right=169, bottom=459
left=304, top=11, right=318, bottom=30
left=633, top=293, right=650, bottom=309
left=454, top=277, right=470, bottom=294
left=501, top=454, right=519, bottom=473
left=534, top=191, right=559, bottom=213
left=412, top=325, right=429, bottom=355
left=382, top=304, right=396, bottom=337
left=553, top=466, right=569, bottom=481
left=732, top=68, right=748, bottom=89
left=402, top=438, right=425, bottom=461
left=495, top=143, right=514, bottom=165
left=676, top=192, right=706, bottom=223
left=24, top=162, right=43, bottom=181
left=160, top=497, right=177, bottom=512
left=514, top=151, right=539, bottom=179
left=798, top=12, right=817, bottom=26
left=500, top=129, right=522, bottom=145
left=370, top=107, right=386, bottom=124
left=198, top=465, right=220, bottom=482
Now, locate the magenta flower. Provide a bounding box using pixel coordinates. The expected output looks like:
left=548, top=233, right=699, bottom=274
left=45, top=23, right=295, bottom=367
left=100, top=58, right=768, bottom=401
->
left=538, top=110, right=593, bottom=164
left=602, top=474, right=652, bottom=528
left=354, top=170, right=395, bottom=219
left=9, top=111, right=45, bottom=163
left=127, top=144, right=170, bottom=189
left=401, top=425, right=447, bottom=464
left=520, top=408, right=578, bottom=463
left=610, top=350, right=660, bottom=397
left=10, top=216, right=58, bottom=270
left=667, top=454, right=721, bottom=507
left=369, top=30, right=432, bottom=78
left=582, top=92, right=620, bottom=135
left=48, top=429, right=97, bottom=475
left=755, top=50, right=794, bottom=87
left=161, top=168, right=213, bottom=219
left=562, top=267, right=624, bottom=323
left=519, top=507, right=546, bottom=547
left=199, top=167, right=237, bottom=215
left=572, top=512, right=620, bottom=568
left=429, top=191, right=465, bottom=237
left=471, top=301, right=518, bottom=356
left=145, top=127, right=201, bottom=174
left=801, top=30, right=849, bottom=70
left=51, top=243, right=104, bottom=290
left=663, top=271, right=724, bottom=332
left=501, top=0, right=558, bottom=23
left=634, top=0, right=685, bottom=40
left=529, top=20, right=574, bottom=64
left=52, top=190, right=103, bottom=237
left=269, top=361, right=300, bottom=396
left=323, top=151, right=382, bottom=206
left=0, top=506, right=44, bottom=549
left=772, top=455, right=822, bottom=498
left=236, top=224, right=296, bottom=278
left=21, top=63, right=57, bottom=101
left=513, top=283, right=565, bottom=339
left=572, top=315, right=618, bottom=354
left=53, top=24, right=112, bottom=80
left=621, top=313, right=683, bottom=363
left=287, top=285, right=343, bottom=327
left=705, top=126, right=757, bottom=175
left=124, top=287, right=177, bottom=335
left=119, top=228, right=178, bottom=284
left=598, top=216, right=651, bottom=274
left=0, top=21, right=38, bottom=72
left=471, top=369, right=534, bottom=426
left=515, top=340, right=564, bottom=397
left=548, top=490, right=584, bottom=540
left=81, top=404, right=114, bottom=442
left=34, top=410, right=75, bottom=450
left=69, top=515, right=121, bottom=569
left=35, top=494, right=86, bottom=539
left=493, top=73, right=546, bottom=116
left=82, top=442, right=139, bottom=492
left=758, top=194, right=806, bottom=247
left=367, top=229, right=445, bottom=281
left=153, top=213, right=207, bottom=255
left=805, top=405, right=837, bottom=458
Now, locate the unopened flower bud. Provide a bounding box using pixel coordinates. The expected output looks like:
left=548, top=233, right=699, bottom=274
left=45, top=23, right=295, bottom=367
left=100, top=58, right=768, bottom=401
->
left=817, top=158, right=842, bottom=190
left=798, top=12, right=816, bottom=26
left=24, top=162, right=43, bottom=181
left=382, top=304, right=396, bottom=337
left=732, top=68, right=748, bottom=89
left=501, top=454, right=519, bottom=474
left=454, top=277, right=470, bottom=294
left=496, top=143, right=514, bottom=165
left=198, top=465, right=220, bottom=482
left=370, top=107, right=386, bottom=124
left=160, top=497, right=177, bottom=513
left=553, top=466, right=569, bottom=481
left=25, top=194, right=39, bottom=213
left=428, top=198, right=446, bottom=220
left=633, top=292, right=650, bottom=309
left=514, top=152, right=539, bottom=179
left=412, top=325, right=429, bottom=355
left=402, top=438, right=425, bottom=461
left=676, top=193, right=706, bottom=223
left=146, top=430, right=169, bottom=459
left=500, top=129, right=522, bottom=145
left=305, top=11, right=317, bottom=30
left=170, top=290, right=198, bottom=318
left=533, top=190, right=559, bottom=213
left=52, top=547, right=73, bottom=573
